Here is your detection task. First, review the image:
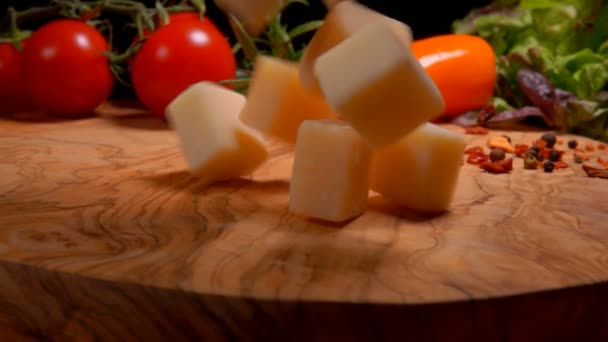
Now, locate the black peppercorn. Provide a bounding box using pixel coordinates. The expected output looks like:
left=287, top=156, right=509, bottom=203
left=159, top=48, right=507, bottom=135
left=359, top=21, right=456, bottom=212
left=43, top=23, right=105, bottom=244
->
left=541, top=133, right=557, bottom=148
left=549, top=150, right=560, bottom=162
left=489, top=148, right=506, bottom=162
left=530, top=145, right=541, bottom=154
left=536, top=151, right=544, bottom=161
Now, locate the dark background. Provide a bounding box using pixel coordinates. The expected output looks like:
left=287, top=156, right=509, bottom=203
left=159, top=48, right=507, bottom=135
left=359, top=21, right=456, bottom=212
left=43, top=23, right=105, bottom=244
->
left=3, top=0, right=491, bottom=99
left=5, top=0, right=491, bottom=39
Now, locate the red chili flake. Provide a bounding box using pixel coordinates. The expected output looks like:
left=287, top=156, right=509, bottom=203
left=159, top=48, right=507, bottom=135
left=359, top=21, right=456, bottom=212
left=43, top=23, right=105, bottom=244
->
left=464, top=145, right=490, bottom=165
left=598, top=144, right=606, bottom=150
left=514, top=144, right=530, bottom=158
left=585, top=143, right=596, bottom=152
left=540, top=148, right=564, bottom=161
left=533, top=139, right=547, bottom=149
left=554, top=161, right=569, bottom=169
left=479, top=158, right=513, bottom=174
left=598, top=157, right=608, bottom=168
left=464, top=126, right=490, bottom=135
left=464, top=146, right=484, bottom=155
left=583, top=165, right=608, bottom=179
left=467, top=152, right=489, bottom=165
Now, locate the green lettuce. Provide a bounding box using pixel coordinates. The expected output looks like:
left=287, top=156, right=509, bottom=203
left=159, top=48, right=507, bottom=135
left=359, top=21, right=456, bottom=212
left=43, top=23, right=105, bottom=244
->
left=453, top=0, right=608, bottom=141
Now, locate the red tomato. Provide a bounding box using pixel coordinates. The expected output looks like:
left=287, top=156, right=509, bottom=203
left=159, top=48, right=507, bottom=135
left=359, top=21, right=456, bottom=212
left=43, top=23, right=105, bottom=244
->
left=411, top=34, right=497, bottom=118
left=158, top=12, right=201, bottom=26
left=0, top=42, right=31, bottom=115
left=133, top=12, right=201, bottom=42
left=129, top=13, right=204, bottom=71
left=131, top=18, right=236, bottom=117
left=22, top=20, right=114, bottom=116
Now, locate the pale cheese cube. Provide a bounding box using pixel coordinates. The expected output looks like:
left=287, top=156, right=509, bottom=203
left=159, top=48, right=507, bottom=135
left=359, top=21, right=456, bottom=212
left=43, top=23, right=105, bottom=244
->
left=299, top=1, right=411, bottom=95
left=214, top=0, right=285, bottom=36
left=289, top=120, right=372, bottom=222
left=314, top=21, right=445, bottom=148
left=370, top=123, right=465, bottom=212
left=166, top=82, right=268, bottom=183
left=239, top=56, right=337, bottom=143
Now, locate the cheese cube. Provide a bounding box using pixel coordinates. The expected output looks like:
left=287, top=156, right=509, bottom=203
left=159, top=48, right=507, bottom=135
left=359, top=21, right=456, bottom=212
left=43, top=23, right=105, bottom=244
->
left=166, top=81, right=268, bottom=183
left=289, top=120, right=372, bottom=222
left=299, top=1, right=410, bottom=95
left=370, top=123, right=465, bottom=212
left=214, top=0, right=285, bottom=36
left=315, top=22, right=445, bottom=149
left=239, top=56, right=337, bottom=143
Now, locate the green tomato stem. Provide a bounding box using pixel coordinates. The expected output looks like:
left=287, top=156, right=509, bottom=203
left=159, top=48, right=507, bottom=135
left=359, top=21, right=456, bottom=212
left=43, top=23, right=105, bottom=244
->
left=228, top=13, right=259, bottom=65
left=189, top=0, right=206, bottom=18
left=8, top=7, right=24, bottom=51
left=15, top=5, right=62, bottom=23
left=155, top=1, right=170, bottom=26
left=166, top=5, right=198, bottom=13
left=135, top=12, right=146, bottom=39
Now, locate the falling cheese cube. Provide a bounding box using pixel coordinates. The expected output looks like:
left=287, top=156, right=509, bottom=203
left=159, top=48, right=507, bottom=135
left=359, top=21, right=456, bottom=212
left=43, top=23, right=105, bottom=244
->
left=370, top=123, right=465, bottom=212
left=289, top=120, right=372, bottom=222
left=214, top=0, right=286, bottom=36
left=314, top=21, right=445, bottom=148
left=166, top=81, right=268, bottom=184
left=239, top=56, right=337, bottom=143
left=299, top=1, right=411, bottom=95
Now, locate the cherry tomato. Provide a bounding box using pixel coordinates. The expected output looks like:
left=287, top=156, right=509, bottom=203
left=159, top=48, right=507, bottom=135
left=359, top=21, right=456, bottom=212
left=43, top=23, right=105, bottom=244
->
left=131, top=18, right=236, bottom=118
left=133, top=12, right=201, bottom=42
left=22, top=20, right=114, bottom=116
left=129, top=12, right=205, bottom=72
left=412, top=34, right=496, bottom=118
left=0, top=41, right=31, bottom=115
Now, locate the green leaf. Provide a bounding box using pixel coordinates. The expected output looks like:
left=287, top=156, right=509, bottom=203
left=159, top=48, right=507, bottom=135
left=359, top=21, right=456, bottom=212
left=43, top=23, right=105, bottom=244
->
left=452, top=0, right=608, bottom=141
left=492, top=97, right=514, bottom=113
left=519, top=0, right=559, bottom=8
left=228, top=14, right=259, bottom=66
left=288, top=20, right=324, bottom=40
left=555, top=48, right=604, bottom=72
left=571, top=111, right=608, bottom=142
left=474, top=10, right=532, bottom=34
left=509, top=34, right=541, bottom=56
left=573, top=63, right=608, bottom=98
left=565, top=99, right=599, bottom=126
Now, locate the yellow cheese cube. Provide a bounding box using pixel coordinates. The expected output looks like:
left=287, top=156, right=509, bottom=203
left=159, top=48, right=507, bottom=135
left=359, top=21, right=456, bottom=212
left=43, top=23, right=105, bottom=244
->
left=166, top=81, right=268, bottom=184
left=299, top=1, right=410, bottom=95
left=314, top=21, right=445, bottom=148
left=370, top=123, right=465, bottom=212
left=289, top=120, right=372, bottom=222
left=214, top=0, right=285, bottom=36
left=239, top=56, right=337, bottom=143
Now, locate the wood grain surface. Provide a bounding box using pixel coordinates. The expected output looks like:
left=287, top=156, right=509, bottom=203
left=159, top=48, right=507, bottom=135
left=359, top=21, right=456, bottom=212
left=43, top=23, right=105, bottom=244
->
left=1, top=104, right=608, bottom=340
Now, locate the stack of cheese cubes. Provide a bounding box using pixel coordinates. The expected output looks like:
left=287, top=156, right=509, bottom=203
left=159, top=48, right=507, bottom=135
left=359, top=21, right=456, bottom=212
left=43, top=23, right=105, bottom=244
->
left=166, top=1, right=466, bottom=223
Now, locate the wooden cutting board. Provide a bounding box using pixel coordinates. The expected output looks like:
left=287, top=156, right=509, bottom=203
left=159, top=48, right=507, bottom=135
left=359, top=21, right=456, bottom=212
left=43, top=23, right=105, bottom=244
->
left=1, top=104, right=607, bottom=340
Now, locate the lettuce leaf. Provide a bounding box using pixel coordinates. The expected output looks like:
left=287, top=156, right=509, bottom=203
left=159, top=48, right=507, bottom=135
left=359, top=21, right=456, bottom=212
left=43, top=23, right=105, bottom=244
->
left=453, top=0, right=608, bottom=142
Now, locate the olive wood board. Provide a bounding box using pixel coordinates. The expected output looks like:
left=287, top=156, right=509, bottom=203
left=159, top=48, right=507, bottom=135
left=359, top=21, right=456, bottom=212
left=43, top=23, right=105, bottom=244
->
left=0, top=104, right=607, bottom=340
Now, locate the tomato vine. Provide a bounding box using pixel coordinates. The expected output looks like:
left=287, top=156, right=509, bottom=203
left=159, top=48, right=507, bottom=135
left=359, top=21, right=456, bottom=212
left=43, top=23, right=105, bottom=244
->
left=1, top=0, right=324, bottom=116
left=4, top=1, right=323, bottom=88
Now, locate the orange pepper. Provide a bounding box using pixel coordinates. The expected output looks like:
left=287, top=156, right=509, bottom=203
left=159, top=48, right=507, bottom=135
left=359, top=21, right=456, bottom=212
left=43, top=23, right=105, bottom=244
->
left=411, top=34, right=497, bottom=119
